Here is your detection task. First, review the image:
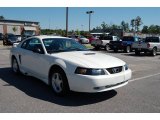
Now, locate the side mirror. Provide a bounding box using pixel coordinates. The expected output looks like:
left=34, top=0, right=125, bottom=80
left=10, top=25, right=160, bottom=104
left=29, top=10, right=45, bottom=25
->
left=33, top=45, right=44, bottom=54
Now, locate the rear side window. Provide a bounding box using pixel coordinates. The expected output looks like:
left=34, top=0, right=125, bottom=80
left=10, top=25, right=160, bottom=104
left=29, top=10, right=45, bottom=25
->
left=21, top=40, right=28, bottom=49
left=21, top=38, right=42, bottom=51
left=135, top=37, right=139, bottom=42
left=145, top=37, right=160, bottom=43
left=26, top=38, right=41, bottom=51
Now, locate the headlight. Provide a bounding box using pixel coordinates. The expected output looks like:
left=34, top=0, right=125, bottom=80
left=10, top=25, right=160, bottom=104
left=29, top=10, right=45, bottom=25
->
left=75, top=67, right=105, bottom=75
left=124, top=64, right=129, bottom=70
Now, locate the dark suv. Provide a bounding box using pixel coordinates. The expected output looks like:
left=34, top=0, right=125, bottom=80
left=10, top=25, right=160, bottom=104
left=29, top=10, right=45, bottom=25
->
left=3, top=33, right=18, bottom=45
left=109, top=36, right=140, bottom=53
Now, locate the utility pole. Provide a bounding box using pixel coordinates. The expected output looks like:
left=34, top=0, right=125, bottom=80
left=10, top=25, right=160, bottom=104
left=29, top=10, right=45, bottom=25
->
left=66, top=7, right=68, bottom=37
left=86, top=11, right=94, bottom=33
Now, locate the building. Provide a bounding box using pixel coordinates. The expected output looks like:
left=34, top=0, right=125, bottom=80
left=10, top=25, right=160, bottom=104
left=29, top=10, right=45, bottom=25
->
left=91, top=29, right=124, bottom=38
left=0, top=19, right=40, bottom=36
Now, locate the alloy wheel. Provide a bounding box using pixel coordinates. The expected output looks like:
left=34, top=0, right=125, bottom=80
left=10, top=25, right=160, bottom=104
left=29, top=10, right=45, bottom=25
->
left=12, top=58, right=18, bottom=73
left=51, top=73, right=63, bottom=93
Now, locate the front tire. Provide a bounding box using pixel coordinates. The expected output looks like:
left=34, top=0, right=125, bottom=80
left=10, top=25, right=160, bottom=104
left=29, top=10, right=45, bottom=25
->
left=125, top=46, right=131, bottom=53
left=94, top=46, right=100, bottom=50
left=3, top=40, right=6, bottom=45
left=12, top=57, right=20, bottom=74
left=105, top=44, right=110, bottom=51
left=151, top=48, right=157, bottom=56
left=113, top=49, right=118, bottom=52
left=135, top=50, right=140, bottom=55
left=50, top=67, right=69, bottom=96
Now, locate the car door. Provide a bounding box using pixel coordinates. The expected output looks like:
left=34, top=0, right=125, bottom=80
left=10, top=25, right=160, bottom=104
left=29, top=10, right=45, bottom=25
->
left=20, top=38, right=49, bottom=81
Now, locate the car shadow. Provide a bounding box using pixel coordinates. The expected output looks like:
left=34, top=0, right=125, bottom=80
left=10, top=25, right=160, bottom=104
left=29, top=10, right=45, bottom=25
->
left=0, top=67, right=117, bottom=106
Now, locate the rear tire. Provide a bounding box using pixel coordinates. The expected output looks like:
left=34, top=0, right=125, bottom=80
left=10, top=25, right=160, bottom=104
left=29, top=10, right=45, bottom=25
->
left=94, top=46, right=100, bottom=50
left=50, top=67, right=70, bottom=96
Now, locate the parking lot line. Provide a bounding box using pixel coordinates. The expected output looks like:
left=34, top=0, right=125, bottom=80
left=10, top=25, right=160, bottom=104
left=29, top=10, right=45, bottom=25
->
left=129, top=72, right=160, bottom=82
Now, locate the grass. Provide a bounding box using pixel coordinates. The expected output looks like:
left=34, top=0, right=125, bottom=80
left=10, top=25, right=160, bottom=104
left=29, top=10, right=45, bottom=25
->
left=84, top=44, right=94, bottom=49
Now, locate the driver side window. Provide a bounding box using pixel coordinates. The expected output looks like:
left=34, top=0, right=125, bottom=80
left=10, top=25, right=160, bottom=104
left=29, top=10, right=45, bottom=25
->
left=23, top=38, right=44, bottom=54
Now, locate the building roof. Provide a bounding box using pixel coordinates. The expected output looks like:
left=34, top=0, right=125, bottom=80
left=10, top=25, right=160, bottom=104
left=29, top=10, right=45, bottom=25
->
left=0, top=19, right=39, bottom=24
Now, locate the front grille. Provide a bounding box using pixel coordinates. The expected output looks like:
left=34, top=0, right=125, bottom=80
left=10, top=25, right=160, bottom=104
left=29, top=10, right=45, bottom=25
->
left=93, top=80, right=128, bottom=90
left=105, top=80, right=128, bottom=89
left=107, top=66, right=123, bottom=74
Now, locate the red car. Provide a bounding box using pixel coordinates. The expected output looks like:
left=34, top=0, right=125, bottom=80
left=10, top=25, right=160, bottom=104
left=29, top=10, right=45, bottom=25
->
left=88, top=35, right=98, bottom=43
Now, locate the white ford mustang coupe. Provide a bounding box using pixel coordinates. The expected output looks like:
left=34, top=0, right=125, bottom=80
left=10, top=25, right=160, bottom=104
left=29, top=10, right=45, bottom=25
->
left=10, top=36, right=132, bottom=96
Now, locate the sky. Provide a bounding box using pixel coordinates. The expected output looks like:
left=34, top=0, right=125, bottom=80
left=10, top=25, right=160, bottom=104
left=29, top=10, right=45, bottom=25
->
left=0, top=7, right=160, bottom=31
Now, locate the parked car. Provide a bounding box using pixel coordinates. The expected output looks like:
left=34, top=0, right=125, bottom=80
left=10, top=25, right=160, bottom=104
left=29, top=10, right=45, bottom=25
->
left=10, top=35, right=132, bottom=96
left=3, top=33, right=19, bottom=45
left=132, top=36, right=160, bottom=56
left=78, top=35, right=89, bottom=44
left=21, top=34, right=33, bottom=41
left=68, top=35, right=79, bottom=42
left=16, top=35, right=22, bottom=42
left=0, top=33, right=4, bottom=40
left=88, top=35, right=98, bottom=43
left=91, top=35, right=120, bottom=51
left=109, top=36, right=141, bottom=53
left=68, top=35, right=89, bottom=44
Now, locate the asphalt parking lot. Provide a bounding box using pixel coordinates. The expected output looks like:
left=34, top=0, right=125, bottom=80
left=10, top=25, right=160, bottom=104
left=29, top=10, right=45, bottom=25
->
left=0, top=44, right=160, bottom=113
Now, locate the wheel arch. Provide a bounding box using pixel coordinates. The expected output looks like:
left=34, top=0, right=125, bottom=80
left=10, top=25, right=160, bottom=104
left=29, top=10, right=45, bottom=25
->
left=48, top=61, right=68, bottom=86
left=11, top=55, right=17, bottom=64
left=153, top=46, right=157, bottom=50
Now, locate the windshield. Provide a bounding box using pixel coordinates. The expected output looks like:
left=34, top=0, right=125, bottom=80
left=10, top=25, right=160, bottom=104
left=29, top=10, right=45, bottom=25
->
left=99, top=36, right=113, bottom=40
left=145, top=37, right=159, bottom=42
left=80, top=36, right=85, bottom=38
left=8, top=35, right=17, bottom=41
left=122, top=37, right=135, bottom=42
left=43, top=38, right=88, bottom=53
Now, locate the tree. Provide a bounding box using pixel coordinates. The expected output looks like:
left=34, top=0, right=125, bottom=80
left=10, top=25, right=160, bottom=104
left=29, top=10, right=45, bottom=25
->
left=12, top=26, right=17, bottom=34
left=125, top=23, right=130, bottom=32
left=135, top=16, right=143, bottom=32
left=0, top=16, right=4, bottom=20
left=141, top=25, right=149, bottom=33
left=130, top=19, right=135, bottom=32
left=75, top=29, right=80, bottom=35
left=154, top=25, right=160, bottom=34
left=121, top=21, right=125, bottom=29
left=121, top=21, right=129, bottom=32
left=101, top=21, right=108, bottom=30
left=148, top=25, right=160, bottom=34
left=96, top=26, right=101, bottom=30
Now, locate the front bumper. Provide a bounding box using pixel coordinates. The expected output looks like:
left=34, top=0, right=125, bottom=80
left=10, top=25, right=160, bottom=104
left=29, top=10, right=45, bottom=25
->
left=134, top=48, right=152, bottom=52
left=67, top=69, right=132, bottom=93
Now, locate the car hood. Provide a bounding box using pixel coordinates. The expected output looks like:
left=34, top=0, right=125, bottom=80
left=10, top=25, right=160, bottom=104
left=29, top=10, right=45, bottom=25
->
left=51, top=51, right=125, bottom=68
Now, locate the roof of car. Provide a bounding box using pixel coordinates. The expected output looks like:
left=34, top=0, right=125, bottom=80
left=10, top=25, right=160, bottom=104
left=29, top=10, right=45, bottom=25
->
left=33, top=35, right=69, bottom=40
